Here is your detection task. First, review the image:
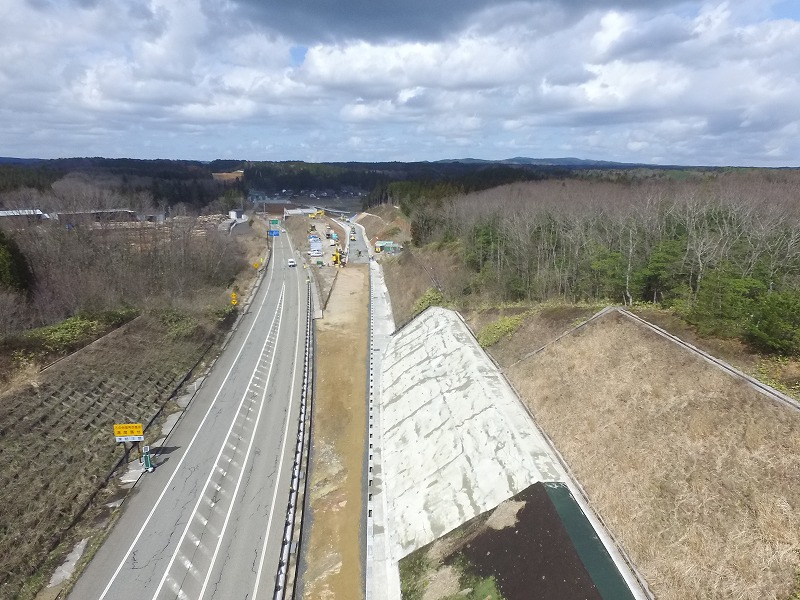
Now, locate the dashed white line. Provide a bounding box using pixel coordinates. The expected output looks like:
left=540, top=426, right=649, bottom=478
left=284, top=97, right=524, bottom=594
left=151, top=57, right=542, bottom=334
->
left=96, top=262, right=279, bottom=600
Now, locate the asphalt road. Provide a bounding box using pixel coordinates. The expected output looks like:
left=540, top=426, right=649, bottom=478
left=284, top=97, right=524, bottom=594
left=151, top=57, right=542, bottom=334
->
left=69, top=230, right=307, bottom=600
left=340, top=219, right=370, bottom=264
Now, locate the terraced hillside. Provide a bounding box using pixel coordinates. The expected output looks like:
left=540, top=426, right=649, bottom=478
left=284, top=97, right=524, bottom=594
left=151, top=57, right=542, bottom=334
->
left=0, top=314, right=217, bottom=600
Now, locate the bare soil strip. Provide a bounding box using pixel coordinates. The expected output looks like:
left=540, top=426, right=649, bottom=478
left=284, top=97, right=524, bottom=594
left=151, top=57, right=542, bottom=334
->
left=301, top=265, right=369, bottom=600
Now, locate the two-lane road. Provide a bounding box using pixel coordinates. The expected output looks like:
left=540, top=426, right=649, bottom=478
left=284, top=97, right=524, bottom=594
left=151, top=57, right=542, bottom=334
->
left=70, top=231, right=307, bottom=600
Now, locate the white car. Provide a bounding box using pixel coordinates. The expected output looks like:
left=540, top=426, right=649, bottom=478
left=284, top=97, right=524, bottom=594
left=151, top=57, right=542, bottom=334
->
left=309, top=250, right=323, bottom=257
left=287, top=259, right=297, bottom=267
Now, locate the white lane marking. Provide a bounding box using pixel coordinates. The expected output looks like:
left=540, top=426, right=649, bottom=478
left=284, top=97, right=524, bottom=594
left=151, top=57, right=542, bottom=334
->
left=96, top=258, right=278, bottom=600
left=150, top=285, right=286, bottom=599
left=252, top=263, right=306, bottom=598
left=197, top=285, right=287, bottom=597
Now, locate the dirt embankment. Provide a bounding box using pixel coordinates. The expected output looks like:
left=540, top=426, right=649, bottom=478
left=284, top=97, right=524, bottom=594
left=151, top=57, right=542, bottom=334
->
left=502, top=310, right=800, bottom=600
left=302, top=265, right=369, bottom=600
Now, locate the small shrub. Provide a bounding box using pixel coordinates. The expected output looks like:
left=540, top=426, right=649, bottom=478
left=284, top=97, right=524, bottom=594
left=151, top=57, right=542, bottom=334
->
left=95, top=307, right=139, bottom=328
left=477, top=313, right=528, bottom=347
left=210, top=304, right=238, bottom=326
left=412, top=287, right=444, bottom=316
left=158, top=309, right=198, bottom=338
left=25, top=315, right=102, bottom=354
left=746, top=292, right=800, bottom=356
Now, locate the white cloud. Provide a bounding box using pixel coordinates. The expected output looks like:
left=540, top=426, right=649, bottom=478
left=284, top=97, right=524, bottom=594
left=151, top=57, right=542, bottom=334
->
left=0, top=0, right=798, bottom=164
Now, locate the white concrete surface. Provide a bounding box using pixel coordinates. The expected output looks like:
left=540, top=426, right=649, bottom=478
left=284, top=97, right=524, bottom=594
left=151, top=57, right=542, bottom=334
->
left=380, top=306, right=563, bottom=561
left=365, top=255, right=401, bottom=600
left=48, top=538, right=88, bottom=587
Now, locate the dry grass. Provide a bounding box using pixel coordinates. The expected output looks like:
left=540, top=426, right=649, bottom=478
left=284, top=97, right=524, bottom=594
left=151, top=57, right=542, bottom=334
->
left=463, top=303, right=598, bottom=363
left=358, top=205, right=412, bottom=245
left=504, top=311, right=800, bottom=600
left=382, top=244, right=470, bottom=327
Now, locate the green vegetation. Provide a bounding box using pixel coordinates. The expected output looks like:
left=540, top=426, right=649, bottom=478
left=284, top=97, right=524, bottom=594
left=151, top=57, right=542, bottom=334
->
left=788, top=571, right=800, bottom=600
left=5, top=309, right=139, bottom=367
left=477, top=313, right=528, bottom=347
left=412, top=287, right=445, bottom=316
left=0, top=229, right=33, bottom=293
left=0, top=163, right=64, bottom=193
left=747, top=292, right=800, bottom=355
left=158, top=308, right=199, bottom=338
left=399, top=552, right=430, bottom=600
left=454, top=575, right=503, bottom=600
left=0, top=314, right=215, bottom=600
left=209, top=303, right=238, bottom=324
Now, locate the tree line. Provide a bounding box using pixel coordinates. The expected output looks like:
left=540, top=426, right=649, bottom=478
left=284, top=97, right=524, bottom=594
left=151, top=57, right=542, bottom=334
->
left=394, top=171, right=800, bottom=355
left=0, top=217, right=247, bottom=337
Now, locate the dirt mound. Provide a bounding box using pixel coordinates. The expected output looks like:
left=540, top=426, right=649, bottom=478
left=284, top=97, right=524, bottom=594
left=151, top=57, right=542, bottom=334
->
left=401, top=483, right=605, bottom=600
left=503, top=310, right=800, bottom=600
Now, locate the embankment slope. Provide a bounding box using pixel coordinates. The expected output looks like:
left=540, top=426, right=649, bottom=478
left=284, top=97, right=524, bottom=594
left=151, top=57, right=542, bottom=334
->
left=504, top=309, right=800, bottom=600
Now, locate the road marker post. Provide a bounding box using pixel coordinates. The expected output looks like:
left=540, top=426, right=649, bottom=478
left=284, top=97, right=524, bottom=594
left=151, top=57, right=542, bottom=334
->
left=141, top=445, right=154, bottom=473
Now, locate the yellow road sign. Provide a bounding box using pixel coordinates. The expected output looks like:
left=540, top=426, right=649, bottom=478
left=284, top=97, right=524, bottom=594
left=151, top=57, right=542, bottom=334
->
left=114, top=422, right=144, bottom=442
left=231, top=299, right=238, bottom=306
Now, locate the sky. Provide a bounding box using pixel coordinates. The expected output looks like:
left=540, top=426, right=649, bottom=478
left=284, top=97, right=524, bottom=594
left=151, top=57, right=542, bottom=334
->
left=1, top=0, right=799, bottom=166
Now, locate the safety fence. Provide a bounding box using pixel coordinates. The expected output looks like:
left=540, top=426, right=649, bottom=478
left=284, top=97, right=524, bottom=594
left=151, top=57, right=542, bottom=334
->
left=273, top=282, right=314, bottom=599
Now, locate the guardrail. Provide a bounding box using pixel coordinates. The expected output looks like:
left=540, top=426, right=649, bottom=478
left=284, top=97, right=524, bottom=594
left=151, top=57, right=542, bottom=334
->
left=273, top=282, right=314, bottom=599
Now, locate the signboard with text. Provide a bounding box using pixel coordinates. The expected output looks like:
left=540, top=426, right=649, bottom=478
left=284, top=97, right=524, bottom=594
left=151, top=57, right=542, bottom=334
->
left=270, top=219, right=279, bottom=225
left=268, top=230, right=280, bottom=237
left=114, top=422, right=144, bottom=443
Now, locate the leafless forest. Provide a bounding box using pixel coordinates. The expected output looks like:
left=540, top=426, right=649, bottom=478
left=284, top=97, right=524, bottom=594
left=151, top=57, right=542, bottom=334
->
left=0, top=177, right=248, bottom=336
left=402, top=170, right=800, bottom=353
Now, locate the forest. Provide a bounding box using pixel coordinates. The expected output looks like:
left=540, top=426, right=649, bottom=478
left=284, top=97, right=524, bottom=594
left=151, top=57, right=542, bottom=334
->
left=3, top=157, right=799, bottom=355
left=386, top=170, right=800, bottom=355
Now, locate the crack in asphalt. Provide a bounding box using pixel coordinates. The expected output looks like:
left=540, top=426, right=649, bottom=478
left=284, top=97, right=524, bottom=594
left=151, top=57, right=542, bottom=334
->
left=251, top=543, right=261, bottom=574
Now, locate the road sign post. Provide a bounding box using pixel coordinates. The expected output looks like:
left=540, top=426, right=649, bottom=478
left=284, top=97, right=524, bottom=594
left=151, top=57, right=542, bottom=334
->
left=268, top=229, right=280, bottom=237
left=113, top=423, right=144, bottom=443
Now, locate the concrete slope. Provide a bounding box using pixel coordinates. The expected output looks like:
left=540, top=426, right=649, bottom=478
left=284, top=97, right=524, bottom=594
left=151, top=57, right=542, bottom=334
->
left=380, top=306, right=563, bottom=561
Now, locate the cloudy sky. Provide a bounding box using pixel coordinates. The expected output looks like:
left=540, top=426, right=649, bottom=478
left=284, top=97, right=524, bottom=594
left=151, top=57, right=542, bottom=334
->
left=1, top=0, right=799, bottom=165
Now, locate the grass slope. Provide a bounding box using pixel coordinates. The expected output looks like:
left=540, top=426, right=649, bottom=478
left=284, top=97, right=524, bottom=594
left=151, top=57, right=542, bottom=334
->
left=0, top=314, right=217, bottom=600
left=504, top=310, right=800, bottom=600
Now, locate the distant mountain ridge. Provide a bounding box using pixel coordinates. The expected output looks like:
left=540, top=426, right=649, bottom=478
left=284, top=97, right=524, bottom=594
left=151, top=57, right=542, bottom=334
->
left=3, top=155, right=653, bottom=168
left=0, top=157, right=46, bottom=165
left=436, top=156, right=650, bottom=168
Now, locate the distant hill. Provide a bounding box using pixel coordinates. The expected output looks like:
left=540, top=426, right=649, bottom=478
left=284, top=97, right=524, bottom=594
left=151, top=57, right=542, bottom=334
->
left=0, top=157, right=45, bottom=165
left=437, top=156, right=652, bottom=168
